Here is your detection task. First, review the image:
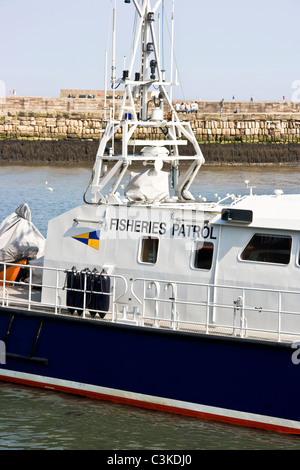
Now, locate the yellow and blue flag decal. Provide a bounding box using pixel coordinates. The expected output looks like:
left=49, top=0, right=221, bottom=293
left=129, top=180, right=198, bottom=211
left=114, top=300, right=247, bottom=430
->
left=72, top=230, right=100, bottom=250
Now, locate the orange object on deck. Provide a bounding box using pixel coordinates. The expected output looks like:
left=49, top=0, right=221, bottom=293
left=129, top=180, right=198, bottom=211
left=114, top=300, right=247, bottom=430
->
left=0, top=260, right=27, bottom=283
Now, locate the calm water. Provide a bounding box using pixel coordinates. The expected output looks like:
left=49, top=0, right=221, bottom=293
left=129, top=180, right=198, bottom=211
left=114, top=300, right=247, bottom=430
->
left=1, top=163, right=300, bottom=450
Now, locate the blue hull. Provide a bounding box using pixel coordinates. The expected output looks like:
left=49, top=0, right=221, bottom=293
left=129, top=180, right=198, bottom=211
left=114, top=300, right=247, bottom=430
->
left=0, top=306, right=298, bottom=434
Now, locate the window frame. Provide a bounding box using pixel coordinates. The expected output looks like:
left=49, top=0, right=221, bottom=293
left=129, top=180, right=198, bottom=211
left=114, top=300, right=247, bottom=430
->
left=138, top=236, right=160, bottom=265
left=190, top=240, right=215, bottom=271
left=239, top=232, right=292, bottom=266
left=297, top=239, right=300, bottom=267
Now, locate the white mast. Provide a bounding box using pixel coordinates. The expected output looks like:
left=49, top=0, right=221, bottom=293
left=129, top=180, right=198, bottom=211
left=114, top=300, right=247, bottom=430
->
left=111, top=5, right=116, bottom=89
left=169, top=0, right=175, bottom=103
left=111, top=5, right=116, bottom=152
left=87, top=0, right=205, bottom=205
left=104, top=49, right=108, bottom=119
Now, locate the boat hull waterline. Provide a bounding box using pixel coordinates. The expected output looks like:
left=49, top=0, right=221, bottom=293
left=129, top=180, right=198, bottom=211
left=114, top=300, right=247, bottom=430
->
left=0, top=306, right=299, bottom=435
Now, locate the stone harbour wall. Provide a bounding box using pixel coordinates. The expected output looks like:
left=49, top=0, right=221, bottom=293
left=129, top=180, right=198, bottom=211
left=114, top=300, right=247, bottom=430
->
left=190, top=114, right=300, bottom=143
left=0, top=111, right=300, bottom=144
left=0, top=113, right=103, bottom=140
left=1, top=96, right=300, bottom=164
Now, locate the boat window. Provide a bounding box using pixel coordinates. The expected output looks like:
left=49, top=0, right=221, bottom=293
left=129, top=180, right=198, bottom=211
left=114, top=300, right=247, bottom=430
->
left=140, top=237, right=159, bottom=264
left=193, top=242, right=214, bottom=270
left=241, top=234, right=292, bottom=265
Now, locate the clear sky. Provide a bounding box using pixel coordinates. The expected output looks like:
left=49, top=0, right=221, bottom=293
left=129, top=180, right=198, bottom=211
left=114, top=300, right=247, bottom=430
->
left=1, top=0, right=299, bottom=102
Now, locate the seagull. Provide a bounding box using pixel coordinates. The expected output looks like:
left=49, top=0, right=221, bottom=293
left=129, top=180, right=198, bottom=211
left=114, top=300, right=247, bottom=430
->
left=45, top=181, right=53, bottom=191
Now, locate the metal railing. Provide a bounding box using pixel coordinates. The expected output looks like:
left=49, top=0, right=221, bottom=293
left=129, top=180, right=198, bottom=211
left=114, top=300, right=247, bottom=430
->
left=0, top=261, right=127, bottom=322
left=1, top=261, right=300, bottom=343
left=130, top=277, right=300, bottom=343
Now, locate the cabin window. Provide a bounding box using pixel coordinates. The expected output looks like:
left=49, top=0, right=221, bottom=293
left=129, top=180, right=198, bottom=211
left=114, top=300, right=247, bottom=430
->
left=193, top=242, right=214, bottom=270
left=140, top=237, right=159, bottom=264
left=241, top=234, right=292, bottom=265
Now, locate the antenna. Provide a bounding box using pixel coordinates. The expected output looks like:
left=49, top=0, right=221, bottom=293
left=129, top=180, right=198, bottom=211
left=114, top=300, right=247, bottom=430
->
left=104, top=50, right=108, bottom=119
left=169, top=0, right=175, bottom=103
left=111, top=4, right=117, bottom=152
left=111, top=6, right=116, bottom=90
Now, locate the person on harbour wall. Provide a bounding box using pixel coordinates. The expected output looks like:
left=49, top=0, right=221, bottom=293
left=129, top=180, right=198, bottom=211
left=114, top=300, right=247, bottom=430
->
left=219, top=98, right=224, bottom=113
left=191, top=101, right=198, bottom=113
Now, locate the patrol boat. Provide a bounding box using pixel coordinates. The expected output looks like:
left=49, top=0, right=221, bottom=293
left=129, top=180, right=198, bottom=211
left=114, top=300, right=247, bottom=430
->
left=1, top=0, right=300, bottom=434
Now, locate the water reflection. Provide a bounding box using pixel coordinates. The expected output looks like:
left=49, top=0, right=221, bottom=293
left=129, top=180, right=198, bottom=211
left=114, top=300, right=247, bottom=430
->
left=0, top=383, right=299, bottom=450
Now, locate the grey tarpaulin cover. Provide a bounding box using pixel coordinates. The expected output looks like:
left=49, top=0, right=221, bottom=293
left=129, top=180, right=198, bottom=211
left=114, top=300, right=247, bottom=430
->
left=0, top=203, right=45, bottom=263
left=125, top=169, right=169, bottom=202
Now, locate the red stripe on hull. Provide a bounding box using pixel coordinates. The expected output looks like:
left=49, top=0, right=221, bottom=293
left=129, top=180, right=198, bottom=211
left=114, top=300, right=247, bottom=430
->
left=0, top=374, right=298, bottom=435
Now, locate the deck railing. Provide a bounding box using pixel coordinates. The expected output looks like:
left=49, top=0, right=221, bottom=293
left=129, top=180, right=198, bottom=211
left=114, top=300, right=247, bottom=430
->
left=1, top=261, right=300, bottom=343
left=0, top=261, right=128, bottom=321
left=130, top=277, right=300, bottom=343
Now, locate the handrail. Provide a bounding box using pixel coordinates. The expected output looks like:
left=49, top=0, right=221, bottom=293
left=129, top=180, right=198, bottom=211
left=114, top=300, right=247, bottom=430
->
left=131, top=276, right=300, bottom=342
left=0, top=261, right=128, bottom=321
left=2, top=262, right=300, bottom=343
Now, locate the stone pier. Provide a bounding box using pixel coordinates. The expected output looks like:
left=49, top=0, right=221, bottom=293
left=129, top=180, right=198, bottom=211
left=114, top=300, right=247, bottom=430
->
left=0, top=93, right=300, bottom=164
left=0, top=111, right=299, bottom=144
